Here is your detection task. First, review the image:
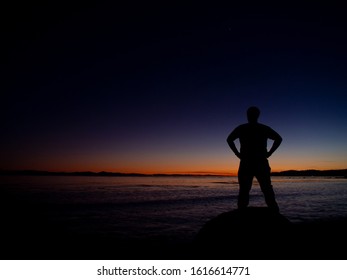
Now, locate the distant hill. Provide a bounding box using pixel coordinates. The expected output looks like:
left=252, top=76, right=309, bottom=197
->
left=0, top=170, right=145, bottom=177
left=271, top=169, right=347, bottom=177
left=0, top=170, right=221, bottom=177
left=1, top=169, right=347, bottom=177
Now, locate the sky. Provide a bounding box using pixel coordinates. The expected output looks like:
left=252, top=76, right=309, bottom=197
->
left=2, top=2, right=347, bottom=175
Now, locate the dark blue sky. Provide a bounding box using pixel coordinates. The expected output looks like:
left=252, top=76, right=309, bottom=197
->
left=2, top=2, right=347, bottom=173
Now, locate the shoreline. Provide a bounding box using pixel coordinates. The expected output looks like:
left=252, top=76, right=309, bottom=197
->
left=1, top=169, right=347, bottom=178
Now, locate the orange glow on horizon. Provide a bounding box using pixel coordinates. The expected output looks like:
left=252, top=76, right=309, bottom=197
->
left=11, top=164, right=346, bottom=177
left=3, top=153, right=346, bottom=176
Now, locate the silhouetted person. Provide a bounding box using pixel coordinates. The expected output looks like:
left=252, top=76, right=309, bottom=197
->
left=227, top=106, right=282, bottom=212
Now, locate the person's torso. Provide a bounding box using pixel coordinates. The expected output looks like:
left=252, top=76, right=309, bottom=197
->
left=238, top=123, right=271, bottom=159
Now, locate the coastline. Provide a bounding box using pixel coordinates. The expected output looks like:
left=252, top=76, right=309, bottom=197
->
left=1, top=169, right=347, bottom=177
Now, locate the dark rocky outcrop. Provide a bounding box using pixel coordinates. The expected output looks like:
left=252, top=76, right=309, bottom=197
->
left=193, top=207, right=347, bottom=259
left=194, top=207, right=292, bottom=259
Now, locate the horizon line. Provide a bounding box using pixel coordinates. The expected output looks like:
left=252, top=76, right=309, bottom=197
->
left=1, top=168, right=347, bottom=177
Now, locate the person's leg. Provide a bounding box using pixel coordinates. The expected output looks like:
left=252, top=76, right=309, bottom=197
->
left=256, top=160, right=279, bottom=212
left=237, top=161, right=253, bottom=209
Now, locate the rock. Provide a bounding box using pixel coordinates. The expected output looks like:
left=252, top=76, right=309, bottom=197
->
left=193, top=207, right=292, bottom=259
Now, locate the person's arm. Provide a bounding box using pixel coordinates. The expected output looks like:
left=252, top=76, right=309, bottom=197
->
left=227, top=129, right=241, bottom=159
left=267, top=130, right=282, bottom=158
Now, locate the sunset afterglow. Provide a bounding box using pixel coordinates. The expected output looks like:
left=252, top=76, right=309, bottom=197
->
left=2, top=3, right=347, bottom=175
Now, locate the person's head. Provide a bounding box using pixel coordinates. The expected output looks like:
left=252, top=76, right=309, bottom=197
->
left=247, top=106, right=260, bottom=123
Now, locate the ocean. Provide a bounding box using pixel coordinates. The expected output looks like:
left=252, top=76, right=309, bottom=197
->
left=1, top=175, right=347, bottom=244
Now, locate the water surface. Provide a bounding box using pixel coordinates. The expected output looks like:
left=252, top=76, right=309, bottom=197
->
left=1, top=175, right=347, bottom=242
